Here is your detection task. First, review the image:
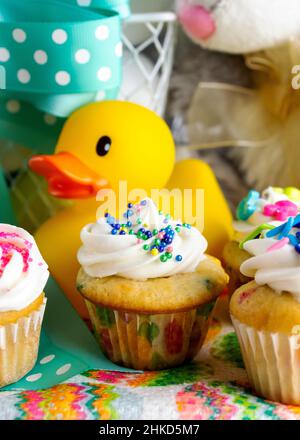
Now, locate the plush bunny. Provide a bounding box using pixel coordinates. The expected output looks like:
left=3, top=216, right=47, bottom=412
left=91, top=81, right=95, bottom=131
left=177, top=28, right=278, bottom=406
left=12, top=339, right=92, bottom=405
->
left=177, top=0, right=300, bottom=54
left=173, top=0, right=300, bottom=190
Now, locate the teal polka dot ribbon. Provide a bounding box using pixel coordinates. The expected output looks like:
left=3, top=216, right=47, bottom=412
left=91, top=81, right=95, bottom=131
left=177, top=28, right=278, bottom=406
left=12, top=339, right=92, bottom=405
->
left=66, top=0, right=131, bottom=18
left=0, top=0, right=127, bottom=151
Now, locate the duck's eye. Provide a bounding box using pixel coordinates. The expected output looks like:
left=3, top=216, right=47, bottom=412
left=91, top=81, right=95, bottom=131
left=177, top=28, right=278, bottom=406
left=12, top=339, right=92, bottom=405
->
left=96, top=136, right=112, bottom=156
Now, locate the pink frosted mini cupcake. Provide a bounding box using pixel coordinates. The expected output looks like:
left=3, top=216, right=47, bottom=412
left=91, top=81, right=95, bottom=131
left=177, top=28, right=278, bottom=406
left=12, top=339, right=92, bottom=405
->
left=0, top=224, right=49, bottom=387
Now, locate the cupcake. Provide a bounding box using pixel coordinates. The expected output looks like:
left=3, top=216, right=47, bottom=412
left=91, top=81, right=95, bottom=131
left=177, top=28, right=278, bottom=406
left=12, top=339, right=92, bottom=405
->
left=230, top=214, right=300, bottom=404
left=223, top=186, right=300, bottom=296
left=0, top=224, right=49, bottom=387
left=77, top=198, right=228, bottom=370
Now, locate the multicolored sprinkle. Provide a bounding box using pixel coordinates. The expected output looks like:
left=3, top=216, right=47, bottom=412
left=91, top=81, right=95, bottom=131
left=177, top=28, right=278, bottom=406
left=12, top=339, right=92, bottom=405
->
left=104, top=200, right=191, bottom=264
left=241, top=214, right=300, bottom=254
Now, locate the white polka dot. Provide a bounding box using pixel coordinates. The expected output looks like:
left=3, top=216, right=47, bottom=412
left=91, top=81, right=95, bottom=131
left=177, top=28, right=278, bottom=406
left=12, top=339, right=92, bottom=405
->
left=97, top=67, right=112, bottom=82
left=56, top=363, right=71, bottom=376
left=44, top=114, right=57, bottom=125
left=26, top=373, right=42, bottom=382
left=34, top=50, right=48, bottom=65
left=6, top=100, right=21, bottom=113
left=17, top=69, right=31, bottom=84
left=40, top=354, right=55, bottom=364
left=55, top=71, right=71, bottom=86
left=77, top=0, right=91, bottom=5
left=13, top=28, right=27, bottom=43
left=0, top=48, right=10, bottom=62
left=52, top=29, right=68, bottom=45
left=115, top=42, right=123, bottom=58
left=95, top=90, right=106, bottom=101
left=95, top=25, right=109, bottom=41
left=75, top=49, right=91, bottom=64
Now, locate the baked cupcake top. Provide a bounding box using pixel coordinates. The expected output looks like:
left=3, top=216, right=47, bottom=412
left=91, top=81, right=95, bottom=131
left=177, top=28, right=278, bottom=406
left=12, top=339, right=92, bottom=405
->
left=0, top=224, right=49, bottom=312
left=233, top=186, right=300, bottom=243
left=77, top=198, right=207, bottom=280
left=240, top=214, right=300, bottom=298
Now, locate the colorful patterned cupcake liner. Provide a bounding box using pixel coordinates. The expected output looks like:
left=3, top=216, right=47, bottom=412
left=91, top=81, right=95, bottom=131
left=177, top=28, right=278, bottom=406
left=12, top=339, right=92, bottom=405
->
left=0, top=297, right=47, bottom=387
left=85, top=299, right=216, bottom=371
left=232, top=316, right=300, bottom=405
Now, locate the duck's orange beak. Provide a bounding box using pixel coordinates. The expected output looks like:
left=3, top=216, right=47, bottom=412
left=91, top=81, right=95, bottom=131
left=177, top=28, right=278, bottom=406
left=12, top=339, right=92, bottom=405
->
left=29, top=152, right=110, bottom=199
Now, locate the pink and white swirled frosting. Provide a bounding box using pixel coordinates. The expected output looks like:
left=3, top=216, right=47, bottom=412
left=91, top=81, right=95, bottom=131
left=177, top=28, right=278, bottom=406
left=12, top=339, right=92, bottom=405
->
left=0, top=224, right=49, bottom=312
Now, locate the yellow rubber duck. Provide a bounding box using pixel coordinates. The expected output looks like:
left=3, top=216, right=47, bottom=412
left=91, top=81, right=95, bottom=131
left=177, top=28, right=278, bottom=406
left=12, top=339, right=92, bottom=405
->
left=29, top=101, right=232, bottom=319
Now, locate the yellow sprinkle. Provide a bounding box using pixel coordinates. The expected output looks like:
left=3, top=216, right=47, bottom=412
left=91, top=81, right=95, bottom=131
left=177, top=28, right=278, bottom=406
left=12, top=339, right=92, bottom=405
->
left=151, top=248, right=159, bottom=256
left=143, top=223, right=148, bottom=227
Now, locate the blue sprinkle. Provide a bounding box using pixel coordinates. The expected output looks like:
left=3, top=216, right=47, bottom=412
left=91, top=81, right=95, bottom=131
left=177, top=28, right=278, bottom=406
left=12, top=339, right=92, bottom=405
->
left=111, top=229, right=118, bottom=235
left=128, top=203, right=133, bottom=208
left=127, top=221, right=132, bottom=227
left=145, top=231, right=152, bottom=238
left=107, top=216, right=115, bottom=225
left=266, top=215, right=300, bottom=241
left=158, top=245, right=165, bottom=252
left=266, top=224, right=285, bottom=238
left=295, top=243, right=300, bottom=254
left=293, top=214, right=300, bottom=226
left=104, top=212, right=109, bottom=218
left=278, top=217, right=294, bottom=239
left=141, top=200, right=147, bottom=206
left=114, top=223, right=121, bottom=230
left=288, top=234, right=298, bottom=246
left=296, top=231, right=300, bottom=241
left=127, top=209, right=134, bottom=217
left=175, top=255, right=183, bottom=262
left=119, top=230, right=126, bottom=235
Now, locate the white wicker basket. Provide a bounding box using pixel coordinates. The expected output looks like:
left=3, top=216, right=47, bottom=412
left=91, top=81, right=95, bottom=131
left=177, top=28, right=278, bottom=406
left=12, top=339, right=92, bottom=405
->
left=120, top=12, right=177, bottom=116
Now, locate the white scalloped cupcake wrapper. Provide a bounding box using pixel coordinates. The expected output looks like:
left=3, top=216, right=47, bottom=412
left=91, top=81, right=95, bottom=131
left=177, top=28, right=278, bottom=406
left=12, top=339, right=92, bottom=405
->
left=0, top=298, right=47, bottom=388
left=231, top=316, right=300, bottom=405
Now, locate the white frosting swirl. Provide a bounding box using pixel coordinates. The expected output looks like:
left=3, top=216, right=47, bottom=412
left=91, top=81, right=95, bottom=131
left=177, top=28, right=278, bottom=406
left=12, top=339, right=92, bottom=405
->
left=241, top=237, right=300, bottom=298
left=0, top=224, right=49, bottom=312
left=78, top=198, right=207, bottom=280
